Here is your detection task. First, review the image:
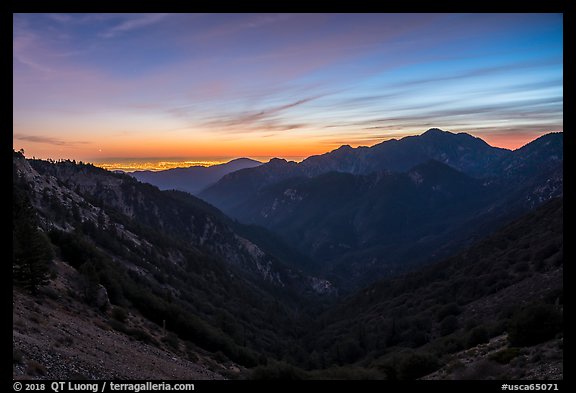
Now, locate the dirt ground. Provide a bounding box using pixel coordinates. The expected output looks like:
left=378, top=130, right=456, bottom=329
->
left=13, top=261, right=229, bottom=380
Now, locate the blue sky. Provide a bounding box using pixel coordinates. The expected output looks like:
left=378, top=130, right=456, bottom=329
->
left=13, top=13, right=563, bottom=162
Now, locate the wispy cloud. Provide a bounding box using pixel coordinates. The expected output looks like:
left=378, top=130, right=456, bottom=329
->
left=386, top=58, right=562, bottom=90
left=12, top=13, right=563, bottom=158
left=13, top=25, right=52, bottom=74
left=100, top=14, right=170, bottom=38
left=193, top=14, right=295, bottom=41
left=14, top=134, right=90, bottom=146
left=197, top=95, right=322, bottom=133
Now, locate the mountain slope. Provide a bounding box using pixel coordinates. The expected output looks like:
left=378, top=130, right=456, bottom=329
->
left=199, top=158, right=304, bottom=212
left=200, top=129, right=561, bottom=214
left=12, top=150, right=562, bottom=380
left=199, top=129, right=512, bottom=213
left=220, top=160, right=503, bottom=289
left=20, top=155, right=329, bottom=293
left=13, top=267, right=227, bottom=380
left=304, top=197, right=563, bottom=379
left=301, top=128, right=509, bottom=178
left=488, top=132, right=563, bottom=183
left=131, top=158, right=261, bottom=195
left=199, top=130, right=563, bottom=289
left=13, top=151, right=332, bottom=373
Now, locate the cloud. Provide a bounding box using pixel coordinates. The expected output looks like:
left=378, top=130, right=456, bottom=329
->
left=192, top=14, right=295, bottom=41
left=324, top=95, right=562, bottom=130
left=12, top=26, right=53, bottom=74
left=197, top=95, right=321, bottom=133
left=46, top=13, right=73, bottom=23
left=100, top=14, right=170, bottom=38
left=14, top=134, right=90, bottom=146
left=386, top=57, right=561, bottom=90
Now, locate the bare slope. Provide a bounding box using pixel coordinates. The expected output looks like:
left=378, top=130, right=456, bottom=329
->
left=13, top=261, right=228, bottom=380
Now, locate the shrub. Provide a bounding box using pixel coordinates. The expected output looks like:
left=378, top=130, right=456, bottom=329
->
left=111, top=307, right=128, bottom=323
left=127, top=327, right=155, bottom=344
left=338, top=338, right=364, bottom=363
left=250, top=361, right=307, bottom=380
left=466, top=326, right=489, bottom=348
left=439, top=315, right=458, bottom=336
left=162, top=333, right=180, bottom=351
left=445, top=360, right=464, bottom=373
left=395, top=351, right=440, bottom=380
left=429, top=335, right=464, bottom=356
left=312, top=366, right=385, bottom=380
left=489, top=348, right=520, bottom=364
left=508, top=303, right=562, bottom=347
left=436, top=303, right=461, bottom=321
left=108, top=319, right=127, bottom=333
left=26, top=360, right=47, bottom=376
left=13, top=349, right=23, bottom=364
left=454, top=359, right=503, bottom=380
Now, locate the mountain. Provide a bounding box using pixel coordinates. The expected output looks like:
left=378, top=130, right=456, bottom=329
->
left=131, top=158, right=261, bottom=195
left=199, top=130, right=563, bottom=289
left=300, top=128, right=510, bottom=178
left=487, top=132, right=563, bottom=185
left=198, top=158, right=304, bottom=211
left=200, top=129, right=550, bottom=214
left=304, top=196, right=562, bottom=379
left=12, top=149, right=562, bottom=380
left=12, top=151, right=334, bottom=378
left=210, top=160, right=506, bottom=288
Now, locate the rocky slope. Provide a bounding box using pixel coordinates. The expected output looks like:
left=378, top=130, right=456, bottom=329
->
left=12, top=151, right=332, bottom=378
left=13, top=260, right=229, bottom=380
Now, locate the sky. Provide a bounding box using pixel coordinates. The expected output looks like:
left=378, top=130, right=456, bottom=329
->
left=13, top=13, right=563, bottom=169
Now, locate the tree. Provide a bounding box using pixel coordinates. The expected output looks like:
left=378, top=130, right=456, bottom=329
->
left=440, top=315, right=459, bottom=336
left=13, top=221, right=53, bottom=293
left=466, top=326, right=489, bottom=348
left=396, top=351, right=440, bottom=380
left=508, top=303, right=562, bottom=347
left=13, top=186, right=53, bottom=293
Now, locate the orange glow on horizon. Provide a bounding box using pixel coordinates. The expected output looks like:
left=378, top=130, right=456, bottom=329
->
left=479, top=132, right=553, bottom=150
left=15, top=135, right=334, bottom=164
left=15, top=130, right=560, bottom=172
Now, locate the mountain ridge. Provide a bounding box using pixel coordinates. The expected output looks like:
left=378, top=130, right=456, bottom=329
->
left=131, top=157, right=262, bottom=195
left=199, top=129, right=562, bottom=290
left=12, top=144, right=562, bottom=380
left=200, top=129, right=560, bottom=211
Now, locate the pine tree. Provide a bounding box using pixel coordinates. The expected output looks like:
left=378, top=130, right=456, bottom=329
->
left=13, top=224, right=53, bottom=293
left=13, top=185, right=53, bottom=293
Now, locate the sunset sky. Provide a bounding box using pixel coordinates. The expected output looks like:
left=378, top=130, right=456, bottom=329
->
left=13, top=13, right=562, bottom=169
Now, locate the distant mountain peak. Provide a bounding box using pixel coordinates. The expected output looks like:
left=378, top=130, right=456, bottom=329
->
left=268, top=158, right=288, bottom=164
left=517, top=131, right=563, bottom=148
left=131, top=157, right=261, bottom=195
left=335, top=144, right=353, bottom=151
left=228, top=157, right=261, bottom=164
left=422, top=128, right=451, bottom=136
left=418, top=128, right=498, bottom=150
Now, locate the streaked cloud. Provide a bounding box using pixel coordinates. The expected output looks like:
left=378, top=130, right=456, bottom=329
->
left=14, top=134, right=90, bottom=146
left=100, top=14, right=171, bottom=38
left=197, top=96, right=321, bottom=132
left=12, top=13, right=563, bottom=159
